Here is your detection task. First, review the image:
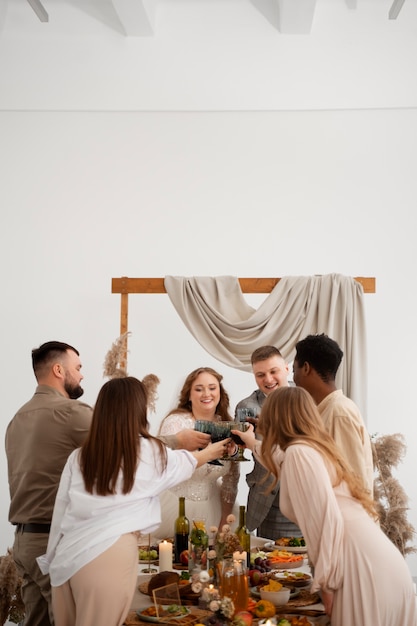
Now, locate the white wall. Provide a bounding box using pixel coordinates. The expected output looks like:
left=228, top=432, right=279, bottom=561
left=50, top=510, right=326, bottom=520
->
left=1, top=0, right=417, bottom=590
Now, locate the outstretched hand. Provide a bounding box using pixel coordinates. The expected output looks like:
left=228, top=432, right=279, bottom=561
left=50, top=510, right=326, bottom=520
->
left=231, top=423, right=255, bottom=450
left=176, top=429, right=211, bottom=451
left=193, top=437, right=231, bottom=467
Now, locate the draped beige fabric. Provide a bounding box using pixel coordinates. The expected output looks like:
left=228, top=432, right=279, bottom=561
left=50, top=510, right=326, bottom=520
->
left=164, top=273, right=367, bottom=414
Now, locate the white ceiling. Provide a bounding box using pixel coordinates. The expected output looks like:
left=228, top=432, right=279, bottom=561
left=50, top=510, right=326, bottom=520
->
left=1, top=0, right=410, bottom=37
left=1, top=0, right=417, bottom=112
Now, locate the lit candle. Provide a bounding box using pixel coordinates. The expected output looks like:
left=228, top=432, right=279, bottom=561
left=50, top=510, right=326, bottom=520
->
left=201, top=583, right=219, bottom=605
left=158, top=540, right=173, bottom=571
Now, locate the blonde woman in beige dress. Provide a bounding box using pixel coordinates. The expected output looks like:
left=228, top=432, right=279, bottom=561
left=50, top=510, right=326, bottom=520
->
left=236, top=386, right=417, bottom=626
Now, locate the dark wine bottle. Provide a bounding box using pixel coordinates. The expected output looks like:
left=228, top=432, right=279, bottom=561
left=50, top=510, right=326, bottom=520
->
left=174, top=496, right=189, bottom=564
left=235, top=505, right=251, bottom=568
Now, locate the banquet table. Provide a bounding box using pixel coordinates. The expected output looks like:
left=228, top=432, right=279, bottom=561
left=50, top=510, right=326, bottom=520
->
left=126, top=536, right=331, bottom=626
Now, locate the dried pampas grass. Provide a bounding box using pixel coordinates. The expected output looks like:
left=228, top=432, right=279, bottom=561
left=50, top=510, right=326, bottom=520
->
left=103, top=333, right=160, bottom=412
left=372, top=433, right=416, bottom=557
left=103, top=332, right=130, bottom=379
left=142, top=373, right=160, bottom=413
left=0, top=549, right=25, bottom=624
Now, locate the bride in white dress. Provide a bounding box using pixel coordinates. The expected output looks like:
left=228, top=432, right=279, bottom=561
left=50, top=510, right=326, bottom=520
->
left=155, top=367, right=240, bottom=539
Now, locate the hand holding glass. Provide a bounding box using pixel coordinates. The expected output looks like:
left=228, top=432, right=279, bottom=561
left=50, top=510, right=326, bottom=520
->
left=194, top=421, right=248, bottom=463
left=235, top=408, right=259, bottom=460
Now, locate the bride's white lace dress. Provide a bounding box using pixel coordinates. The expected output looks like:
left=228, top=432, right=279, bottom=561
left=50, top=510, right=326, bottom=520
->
left=155, top=412, right=240, bottom=539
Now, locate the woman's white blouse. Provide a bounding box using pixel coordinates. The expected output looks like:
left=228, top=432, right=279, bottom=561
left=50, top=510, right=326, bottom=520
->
left=37, top=438, right=197, bottom=586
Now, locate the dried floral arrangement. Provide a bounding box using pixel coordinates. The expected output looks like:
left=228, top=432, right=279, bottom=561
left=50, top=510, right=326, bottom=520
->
left=208, top=515, right=243, bottom=562
left=103, top=332, right=130, bottom=379
left=372, top=433, right=416, bottom=556
left=103, top=332, right=160, bottom=412
left=0, top=549, right=25, bottom=625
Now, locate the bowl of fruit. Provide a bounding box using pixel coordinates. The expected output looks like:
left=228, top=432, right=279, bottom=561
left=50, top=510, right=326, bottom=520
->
left=248, top=551, right=272, bottom=587
left=138, top=545, right=159, bottom=563
left=250, top=552, right=272, bottom=573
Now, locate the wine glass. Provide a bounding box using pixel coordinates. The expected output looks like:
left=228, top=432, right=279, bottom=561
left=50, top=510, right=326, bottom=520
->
left=194, top=420, right=227, bottom=465
left=195, top=420, right=250, bottom=463
left=213, top=422, right=245, bottom=461
left=235, top=408, right=259, bottom=461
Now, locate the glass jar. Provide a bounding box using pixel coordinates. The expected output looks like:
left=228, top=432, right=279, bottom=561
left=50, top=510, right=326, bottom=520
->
left=219, top=556, right=249, bottom=614
left=188, top=519, right=209, bottom=572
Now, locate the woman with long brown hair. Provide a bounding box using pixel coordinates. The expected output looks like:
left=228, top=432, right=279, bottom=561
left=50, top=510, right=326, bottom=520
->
left=156, top=367, right=240, bottom=538
left=37, top=377, right=227, bottom=626
left=235, top=386, right=416, bottom=626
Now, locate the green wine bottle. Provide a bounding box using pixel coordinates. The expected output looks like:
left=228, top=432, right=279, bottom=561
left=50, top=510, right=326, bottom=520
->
left=174, top=497, right=189, bottom=564
left=235, top=505, right=251, bottom=568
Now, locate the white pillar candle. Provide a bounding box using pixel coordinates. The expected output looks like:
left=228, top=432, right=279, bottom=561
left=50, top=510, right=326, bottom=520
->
left=158, top=540, right=173, bottom=571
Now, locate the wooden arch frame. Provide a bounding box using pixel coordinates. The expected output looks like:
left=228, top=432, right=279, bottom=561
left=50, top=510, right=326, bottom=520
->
left=112, top=276, right=376, bottom=369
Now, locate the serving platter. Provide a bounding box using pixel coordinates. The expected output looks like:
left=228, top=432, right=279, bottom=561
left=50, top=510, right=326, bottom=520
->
left=264, top=541, right=307, bottom=554
left=137, top=606, right=191, bottom=623
left=263, top=548, right=306, bottom=570
left=273, top=561, right=305, bottom=570
left=274, top=571, right=312, bottom=587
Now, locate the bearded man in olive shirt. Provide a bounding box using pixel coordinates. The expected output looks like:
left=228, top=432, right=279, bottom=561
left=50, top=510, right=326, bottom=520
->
left=5, top=341, right=93, bottom=626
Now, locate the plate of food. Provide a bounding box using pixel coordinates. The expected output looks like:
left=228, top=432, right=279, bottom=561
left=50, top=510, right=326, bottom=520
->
left=266, top=549, right=305, bottom=569
left=137, top=605, right=190, bottom=623
left=274, top=570, right=312, bottom=587
left=264, top=537, right=307, bottom=554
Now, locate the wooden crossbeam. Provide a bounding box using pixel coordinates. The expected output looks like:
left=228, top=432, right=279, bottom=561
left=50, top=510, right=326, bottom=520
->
left=112, top=276, right=375, bottom=296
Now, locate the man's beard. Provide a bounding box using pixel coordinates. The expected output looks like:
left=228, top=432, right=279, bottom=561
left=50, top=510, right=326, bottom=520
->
left=64, top=379, right=84, bottom=400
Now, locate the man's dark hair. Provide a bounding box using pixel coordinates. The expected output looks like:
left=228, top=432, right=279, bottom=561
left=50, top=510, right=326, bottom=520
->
left=32, top=341, right=79, bottom=377
left=294, top=334, right=343, bottom=383
left=251, top=345, right=283, bottom=365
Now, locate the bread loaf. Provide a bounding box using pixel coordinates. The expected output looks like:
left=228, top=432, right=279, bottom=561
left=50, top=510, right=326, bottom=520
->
left=147, top=570, right=180, bottom=595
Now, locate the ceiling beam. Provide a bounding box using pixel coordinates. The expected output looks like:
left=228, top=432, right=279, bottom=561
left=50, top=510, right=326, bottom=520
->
left=389, top=0, right=406, bottom=19
left=26, top=0, right=48, bottom=22
left=110, top=0, right=157, bottom=36
left=276, top=0, right=317, bottom=34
